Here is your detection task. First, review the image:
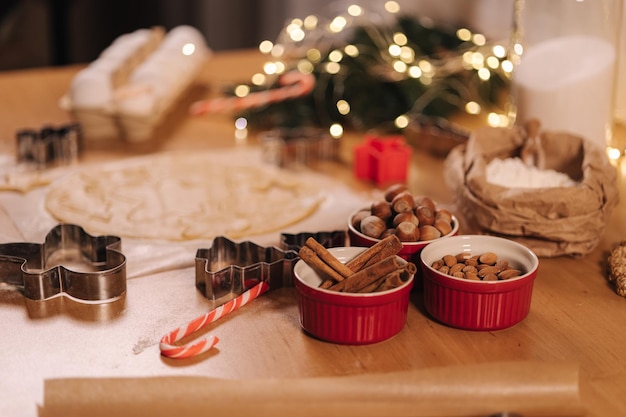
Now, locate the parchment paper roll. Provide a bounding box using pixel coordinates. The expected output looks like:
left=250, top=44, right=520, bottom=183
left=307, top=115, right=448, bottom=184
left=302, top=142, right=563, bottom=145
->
left=40, top=361, right=584, bottom=417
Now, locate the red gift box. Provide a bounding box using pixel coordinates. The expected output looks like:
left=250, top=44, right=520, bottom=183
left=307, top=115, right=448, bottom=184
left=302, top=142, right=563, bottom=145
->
left=353, top=134, right=412, bottom=186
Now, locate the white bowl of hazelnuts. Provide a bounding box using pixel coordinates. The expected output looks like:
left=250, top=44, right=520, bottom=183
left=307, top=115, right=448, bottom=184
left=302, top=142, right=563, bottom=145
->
left=347, top=184, right=459, bottom=269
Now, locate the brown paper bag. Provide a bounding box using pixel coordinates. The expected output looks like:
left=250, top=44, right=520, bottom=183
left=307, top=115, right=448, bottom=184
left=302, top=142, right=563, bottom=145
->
left=444, top=126, right=619, bottom=257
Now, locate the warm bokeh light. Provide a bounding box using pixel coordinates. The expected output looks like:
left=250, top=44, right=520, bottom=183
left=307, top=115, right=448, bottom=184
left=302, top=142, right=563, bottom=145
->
left=456, top=28, right=472, bottom=42
left=493, top=44, right=506, bottom=58
left=394, top=114, right=410, bottom=128
left=465, top=101, right=481, bottom=114
left=393, top=32, right=407, bottom=45
left=607, top=147, right=622, bottom=160
left=477, top=67, right=491, bottom=81
left=501, top=60, right=514, bottom=73
left=297, top=59, right=314, bottom=74
left=393, top=60, right=407, bottom=73
left=263, top=61, right=278, bottom=75
left=337, top=99, right=350, bottom=115
left=329, top=16, right=347, bottom=33
left=271, top=44, right=285, bottom=57
left=472, top=33, right=486, bottom=46
left=344, top=44, right=359, bottom=57
left=234, top=117, right=248, bottom=141
left=234, top=84, right=250, bottom=97
left=388, top=44, right=401, bottom=57
left=329, top=123, right=344, bottom=137
left=325, top=62, right=341, bottom=74
left=408, top=65, right=422, bottom=78
left=303, top=15, right=318, bottom=30
left=487, top=112, right=509, bottom=127
left=181, top=43, right=196, bottom=56
left=259, top=40, right=273, bottom=54
left=251, top=73, right=266, bottom=85
left=347, top=4, right=363, bottom=16
left=328, top=50, right=343, bottom=62
left=307, top=48, right=322, bottom=62
left=384, top=1, right=400, bottom=13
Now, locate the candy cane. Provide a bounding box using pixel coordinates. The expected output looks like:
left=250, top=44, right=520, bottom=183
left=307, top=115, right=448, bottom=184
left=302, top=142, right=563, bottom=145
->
left=159, top=281, right=270, bottom=359
left=189, top=71, right=315, bottom=115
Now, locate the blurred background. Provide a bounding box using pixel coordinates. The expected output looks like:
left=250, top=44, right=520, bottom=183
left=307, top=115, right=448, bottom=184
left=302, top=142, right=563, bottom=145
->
left=0, top=0, right=513, bottom=71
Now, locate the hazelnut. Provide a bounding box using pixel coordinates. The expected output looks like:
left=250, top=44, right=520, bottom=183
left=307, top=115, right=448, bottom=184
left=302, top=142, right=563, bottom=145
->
left=384, top=183, right=408, bottom=202
left=419, top=225, right=441, bottom=241
left=435, top=209, right=452, bottom=224
left=351, top=210, right=370, bottom=229
left=370, top=200, right=392, bottom=220
left=392, top=211, right=419, bottom=227
left=359, top=215, right=386, bottom=239
left=414, top=196, right=436, bottom=211
left=415, top=206, right=435, bottom=226
left=433, top=218, right=452, bottom=236
left=395, top=221, right=419, bottom=242
left=391, top=191, right=415, bottom=213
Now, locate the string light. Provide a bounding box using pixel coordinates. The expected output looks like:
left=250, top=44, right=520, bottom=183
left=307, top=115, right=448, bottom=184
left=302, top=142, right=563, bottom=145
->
left=607, top=147, right=621, bottom=160
left=232, top=3, right=512, bottom=135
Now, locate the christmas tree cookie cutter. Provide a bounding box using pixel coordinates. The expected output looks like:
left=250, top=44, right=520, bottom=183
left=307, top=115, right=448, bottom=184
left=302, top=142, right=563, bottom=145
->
left=280, top=230, right=346, bottom=252
left=0, top=224, right=126, bottom=303
left=194, top=236, right=299, bottom=304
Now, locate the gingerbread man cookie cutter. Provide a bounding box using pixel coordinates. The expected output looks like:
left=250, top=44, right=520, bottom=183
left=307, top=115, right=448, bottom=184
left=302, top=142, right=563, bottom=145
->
left=0, top=224, right=126, bottom=303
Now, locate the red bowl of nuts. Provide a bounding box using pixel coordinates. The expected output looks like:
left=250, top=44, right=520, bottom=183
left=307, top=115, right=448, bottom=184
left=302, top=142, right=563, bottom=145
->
left=420, top=235, right=539, bottom=331
left=347, top=184, right=459, bottom=269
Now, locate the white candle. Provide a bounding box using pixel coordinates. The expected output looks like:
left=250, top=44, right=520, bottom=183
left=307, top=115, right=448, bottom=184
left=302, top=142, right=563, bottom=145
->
left=512, top=35, right=616, bottom=149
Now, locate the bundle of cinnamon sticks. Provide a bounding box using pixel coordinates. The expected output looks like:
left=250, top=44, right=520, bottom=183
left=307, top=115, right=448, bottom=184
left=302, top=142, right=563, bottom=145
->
left=298, top=235, right=416, bottom=293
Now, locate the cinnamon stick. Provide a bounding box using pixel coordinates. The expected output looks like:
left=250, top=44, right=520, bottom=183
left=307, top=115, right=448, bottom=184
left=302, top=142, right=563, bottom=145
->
left=298, top=246, right=346, bottom=283
left=374, top=271, right=409, bottom=292
left=330, top=256, right=403, bottom=293
left=319, top=279, right=334, bottom=289
left=358, top=262, right=416, bottom=293
left=345, top=234, right=403, bottom=272
left=304, top=237, right=354, bottom=278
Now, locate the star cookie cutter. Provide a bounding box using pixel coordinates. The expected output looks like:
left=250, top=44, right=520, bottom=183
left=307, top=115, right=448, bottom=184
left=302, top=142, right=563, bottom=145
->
left=0, top=224, right=126, bottom=303
left=195, top=236, right=299, bottom=303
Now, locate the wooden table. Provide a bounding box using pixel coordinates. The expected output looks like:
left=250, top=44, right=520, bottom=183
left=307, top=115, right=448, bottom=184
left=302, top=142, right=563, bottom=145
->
left=1, top=49, right=626, bottom=417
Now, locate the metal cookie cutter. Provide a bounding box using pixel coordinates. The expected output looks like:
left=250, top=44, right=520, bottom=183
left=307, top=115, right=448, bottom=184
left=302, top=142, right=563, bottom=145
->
left=0, top=224, right=126, bottom=303
left=16, top=123, right=82, bottom=168
left=195, top=236, right=299, bottom=303
left=280, top=230, right=347, bottom=252
left=259, top=127, right=340, bottom=169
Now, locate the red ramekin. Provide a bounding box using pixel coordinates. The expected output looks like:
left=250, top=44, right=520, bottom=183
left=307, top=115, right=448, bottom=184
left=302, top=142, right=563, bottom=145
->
left=420, top=235, right=539, bottom=331
left=293, top=247, right=414, bottom=344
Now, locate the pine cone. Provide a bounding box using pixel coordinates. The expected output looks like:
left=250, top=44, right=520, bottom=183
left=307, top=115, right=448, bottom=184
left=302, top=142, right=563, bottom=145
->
left=608, top=241, right=626, bottom=297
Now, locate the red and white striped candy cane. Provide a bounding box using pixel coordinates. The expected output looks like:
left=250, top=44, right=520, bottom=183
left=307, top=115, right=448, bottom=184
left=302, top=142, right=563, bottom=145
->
left=159, top=281, right=270, bottom=359
left=189, top=70, right=315, bottom=115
